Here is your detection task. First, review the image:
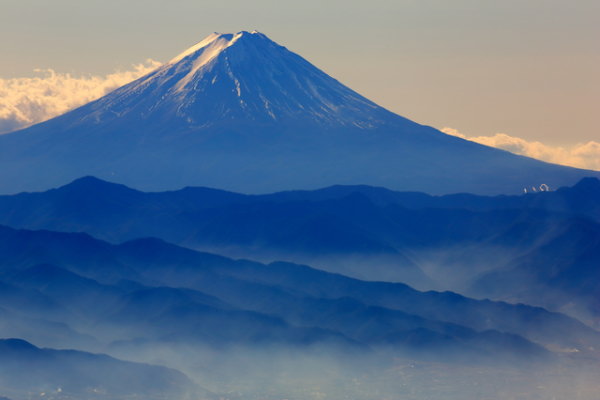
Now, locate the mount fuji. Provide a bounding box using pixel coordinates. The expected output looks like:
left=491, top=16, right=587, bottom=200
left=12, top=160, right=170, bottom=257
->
left=0, top=31, right=597, bottom=194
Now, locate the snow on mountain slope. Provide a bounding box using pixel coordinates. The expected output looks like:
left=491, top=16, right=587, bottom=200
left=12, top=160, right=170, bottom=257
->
left=77, top=30, right=400, bottom=129
left=0, top=31, right=597, bottom=195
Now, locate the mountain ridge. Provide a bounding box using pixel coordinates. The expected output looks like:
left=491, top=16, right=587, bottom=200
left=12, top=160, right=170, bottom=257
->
left=0, top=337, right=198, bottom=399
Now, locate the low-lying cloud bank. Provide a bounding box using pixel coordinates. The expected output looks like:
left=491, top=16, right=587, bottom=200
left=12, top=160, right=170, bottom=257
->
left=442, top=127, right=600, bottom=171
left=0, top=59, right=161, bottom=134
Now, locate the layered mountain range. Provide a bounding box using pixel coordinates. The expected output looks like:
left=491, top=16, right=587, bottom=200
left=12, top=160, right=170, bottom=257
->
left=0, top=200, right=600, bottom=399
left=0, top=31, right=597, bottom=195
left=1, top=31, right=599, bottom=399
left=0, top=221, right=598, bottom=398
left=1, top=176, right=597, bottom=325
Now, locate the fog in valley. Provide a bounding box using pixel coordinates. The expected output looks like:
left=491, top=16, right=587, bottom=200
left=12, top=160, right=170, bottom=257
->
left=0, top=177, right=598, bottom=399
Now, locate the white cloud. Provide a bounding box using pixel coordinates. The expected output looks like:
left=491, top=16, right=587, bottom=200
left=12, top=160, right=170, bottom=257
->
left=441, top=127, right=600, bottom=171
left=0, top=59, right=162, bottom=134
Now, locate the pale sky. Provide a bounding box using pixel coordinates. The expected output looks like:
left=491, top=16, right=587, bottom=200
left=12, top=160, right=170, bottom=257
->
left=1, top=0, right=599, bottom=151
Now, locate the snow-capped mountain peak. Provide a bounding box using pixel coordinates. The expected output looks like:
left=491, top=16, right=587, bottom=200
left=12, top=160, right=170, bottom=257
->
left=78, top=31, right=395, bottom=129
left=169, top=31, right=267, bottom=65
left=168, top=31, right=273, bottom=93
left=0, top=31, right=596, bottom=196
